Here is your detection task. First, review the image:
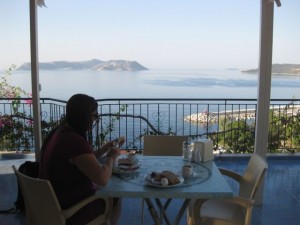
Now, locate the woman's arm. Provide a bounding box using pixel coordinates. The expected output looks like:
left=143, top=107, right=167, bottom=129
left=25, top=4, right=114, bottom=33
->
left=70, top=147, right=120, bottom=186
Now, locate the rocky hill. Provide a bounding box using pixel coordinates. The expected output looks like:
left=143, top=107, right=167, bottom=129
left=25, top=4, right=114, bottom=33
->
left=242, top=64, right=300, bottom=75
left=17, top=59, right=149, bottom=71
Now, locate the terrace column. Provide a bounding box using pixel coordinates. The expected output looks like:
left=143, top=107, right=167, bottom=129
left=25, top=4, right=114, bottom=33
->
left=30, top=0, right=42, bottom=161
left=255, top=0, right=281, bottom=204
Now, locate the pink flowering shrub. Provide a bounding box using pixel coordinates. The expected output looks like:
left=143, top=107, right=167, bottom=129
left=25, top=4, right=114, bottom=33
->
left=0, top=65, right=33, bottom=151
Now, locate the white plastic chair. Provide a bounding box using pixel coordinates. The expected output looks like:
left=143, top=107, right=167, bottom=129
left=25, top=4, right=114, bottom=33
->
left=143, top=135, right=187, bottom=156
left=141, top=135, right=187, bottom=225
left=12, top=165, right=112, bottom=225
left=187, top=153, right=268, bottom=225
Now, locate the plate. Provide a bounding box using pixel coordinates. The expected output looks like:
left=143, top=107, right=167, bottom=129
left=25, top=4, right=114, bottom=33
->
left=184, top=171, right=200, bottom=179
left=112, top=162, right=141, bottom=174
left=144, top=172, right=184, bottom=188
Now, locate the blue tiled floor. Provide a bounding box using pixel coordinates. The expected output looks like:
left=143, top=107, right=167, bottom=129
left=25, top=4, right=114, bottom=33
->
left=0, top=154, right=299, bottom=225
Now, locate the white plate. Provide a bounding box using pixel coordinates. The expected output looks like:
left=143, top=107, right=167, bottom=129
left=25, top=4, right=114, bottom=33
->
left=144, top=173, right=184, bottom=188
left=112, top=163, right=141, bottom=174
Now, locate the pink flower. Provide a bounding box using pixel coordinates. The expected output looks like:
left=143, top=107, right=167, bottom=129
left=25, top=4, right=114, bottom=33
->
left=0, top=117, right=12, bottom=127
left=5, top=120, right=13, bottom=127
left=25, top=93, right=33, bottom=105
left=25, top=99, right=32, bottom=105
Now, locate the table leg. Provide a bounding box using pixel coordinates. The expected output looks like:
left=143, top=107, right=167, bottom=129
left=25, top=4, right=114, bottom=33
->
left=144, top=198, right=191, bottom=225
left=164, top=199, right=172, bottom=210
left=144, top=198, right=163, bottom=225
left=154, top=198, right=171, bottom=225
left=173, top=199, right=191, bottom=225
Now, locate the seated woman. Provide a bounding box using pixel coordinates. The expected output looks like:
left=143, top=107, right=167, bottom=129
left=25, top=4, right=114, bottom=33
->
left=39, top=93, right=123, bottom=225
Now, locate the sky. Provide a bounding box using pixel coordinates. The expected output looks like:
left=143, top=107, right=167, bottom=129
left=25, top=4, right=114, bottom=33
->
left=1, top=0, right=300, bottom=70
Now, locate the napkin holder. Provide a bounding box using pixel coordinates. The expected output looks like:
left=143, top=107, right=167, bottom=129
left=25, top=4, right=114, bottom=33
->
left=193, top=139, right=214, bottom=162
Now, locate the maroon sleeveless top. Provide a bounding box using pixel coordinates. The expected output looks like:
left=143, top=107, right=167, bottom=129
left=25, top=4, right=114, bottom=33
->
left=39, top=127, right=105, bottom=225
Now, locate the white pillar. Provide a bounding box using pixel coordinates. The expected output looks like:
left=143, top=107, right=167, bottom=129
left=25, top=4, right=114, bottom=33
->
left=254, top=0, right=278, bottom=205
left=255, top=0, right=275, bottom=157
left=29, top=0, right=42, bottom=161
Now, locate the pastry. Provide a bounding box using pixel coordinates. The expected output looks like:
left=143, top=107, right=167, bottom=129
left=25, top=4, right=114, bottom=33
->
left=150, top=170, right=180, bottom=185
left=118, top=158, right=133, bottom=166
left=161, top=170, right=180, bottom=185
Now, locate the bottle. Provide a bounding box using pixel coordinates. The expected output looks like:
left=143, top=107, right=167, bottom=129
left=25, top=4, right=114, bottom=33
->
left=182, top=138, right=192, bottom=161
left=194, top=145, right=202, bottom=163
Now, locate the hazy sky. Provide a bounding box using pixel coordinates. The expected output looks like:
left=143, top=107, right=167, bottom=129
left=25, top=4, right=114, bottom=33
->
left=1, top=0, right=299, bottom=70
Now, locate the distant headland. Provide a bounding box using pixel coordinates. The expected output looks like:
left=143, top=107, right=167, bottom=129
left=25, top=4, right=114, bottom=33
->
left=17, top=59, right=149, bottom=71
left=242, top=63, right=300, bottom=75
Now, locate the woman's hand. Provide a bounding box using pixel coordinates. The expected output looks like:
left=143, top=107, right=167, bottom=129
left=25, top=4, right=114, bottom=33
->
left=117, top=136, right=125, bottom=147
left=95, top=136, right=125, bottom=158
left=106, top=147, right=121, bottom=159
left=101, top=140, right=114, bottom=152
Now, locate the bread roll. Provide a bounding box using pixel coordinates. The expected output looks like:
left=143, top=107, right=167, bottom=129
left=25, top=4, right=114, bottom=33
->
left=151, top=170, right=180, bottom=185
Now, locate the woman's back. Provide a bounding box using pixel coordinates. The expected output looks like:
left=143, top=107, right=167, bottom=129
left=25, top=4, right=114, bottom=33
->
left=39, top=126, right=95, bottom=208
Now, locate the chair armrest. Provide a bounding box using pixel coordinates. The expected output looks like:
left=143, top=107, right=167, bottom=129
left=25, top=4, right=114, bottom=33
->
left=225, top=196, right=254, bottom=208
left=191, top=197, right=254, bottom=225
left=190, top=198, right=209, bottom=223
left=219, top=168, right=243, bottom=183
left=62, top=195, right=111, bottom=219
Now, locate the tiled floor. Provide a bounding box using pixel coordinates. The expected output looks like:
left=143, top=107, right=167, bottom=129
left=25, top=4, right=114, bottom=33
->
left=0, top=154, right=299, bottom=225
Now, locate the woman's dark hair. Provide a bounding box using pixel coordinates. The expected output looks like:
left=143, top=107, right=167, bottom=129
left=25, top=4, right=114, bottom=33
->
left=40, top=94, right=97, bottom=161
left=66, top=94, right=98, bottom=138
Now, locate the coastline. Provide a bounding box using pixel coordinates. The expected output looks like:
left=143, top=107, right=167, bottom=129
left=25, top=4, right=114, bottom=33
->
left=184, top=105, right=300, bottom=123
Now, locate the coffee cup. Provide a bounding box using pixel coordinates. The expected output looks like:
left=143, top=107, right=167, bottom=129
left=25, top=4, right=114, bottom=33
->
left=128, top=152, right=137, bottom=163
left=182, top=165, right=193, bottom=179
left=113, top=156, right=119, bottom=168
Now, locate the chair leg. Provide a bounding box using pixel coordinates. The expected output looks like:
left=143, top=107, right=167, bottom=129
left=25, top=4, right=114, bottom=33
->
left=141, top=199, right=144, bottom=225
left=187, top=199, right=194, bottom=225
left=187, top=199, right=208, bottom=225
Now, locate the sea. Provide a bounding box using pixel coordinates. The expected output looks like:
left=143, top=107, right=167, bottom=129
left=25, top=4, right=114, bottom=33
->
left=4, top=68, right=300, bottom=149
left=8, top=69, right=300, bottom=100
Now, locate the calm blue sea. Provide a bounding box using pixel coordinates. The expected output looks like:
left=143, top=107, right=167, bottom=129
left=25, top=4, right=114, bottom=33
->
left=9, top=69, right=300, bottom=100
left=5, top=69, right=300, bottom=148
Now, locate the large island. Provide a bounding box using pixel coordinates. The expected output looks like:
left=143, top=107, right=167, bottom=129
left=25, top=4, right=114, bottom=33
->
left=17, top=59, right=149, bottom=71
left=242, top=63, right=300, bottom=75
